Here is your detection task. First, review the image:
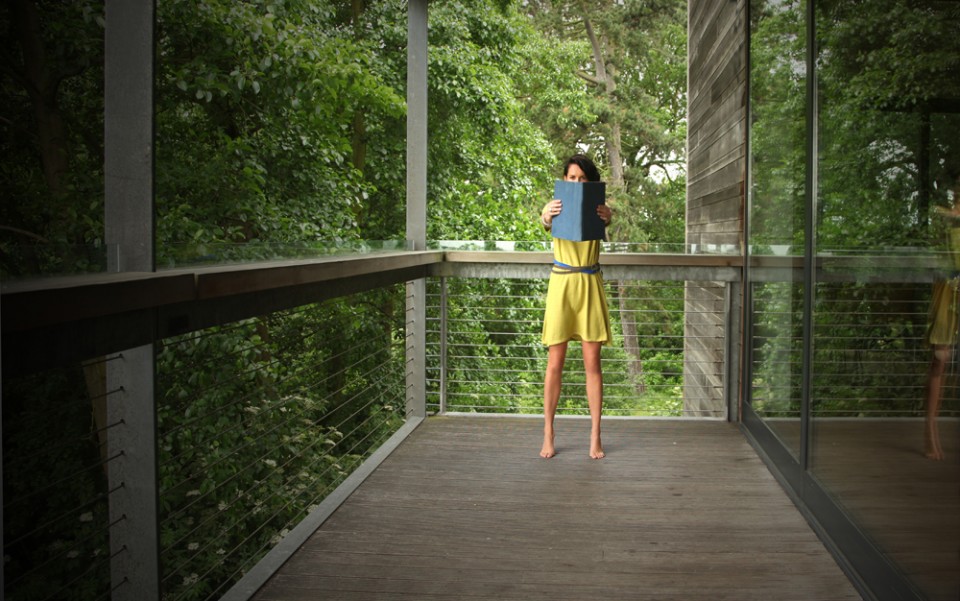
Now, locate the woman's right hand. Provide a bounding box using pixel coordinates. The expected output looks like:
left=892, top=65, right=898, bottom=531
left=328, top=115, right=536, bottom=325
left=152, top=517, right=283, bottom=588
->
left=541, top=199, right=562, bottom=226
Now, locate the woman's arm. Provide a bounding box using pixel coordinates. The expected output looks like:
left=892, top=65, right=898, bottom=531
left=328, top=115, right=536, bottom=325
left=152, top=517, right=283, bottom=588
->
left=541, top=199, right=562, bottom=229
left=597, top=204, right=612, bottom=226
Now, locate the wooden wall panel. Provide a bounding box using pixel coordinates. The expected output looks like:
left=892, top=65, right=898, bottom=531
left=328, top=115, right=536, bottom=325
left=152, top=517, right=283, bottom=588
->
left=684, top=0, right=746, bottom=417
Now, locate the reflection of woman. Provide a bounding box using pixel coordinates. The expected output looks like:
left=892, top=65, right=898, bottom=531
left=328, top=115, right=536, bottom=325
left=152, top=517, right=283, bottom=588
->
left=538, top=155, right=613, bottom=459
left=924, top=178, right=960, bottom=460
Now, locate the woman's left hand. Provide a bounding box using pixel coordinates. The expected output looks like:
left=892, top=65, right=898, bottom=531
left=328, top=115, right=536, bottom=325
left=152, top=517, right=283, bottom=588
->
left=597, top=204, right=612, bottom=226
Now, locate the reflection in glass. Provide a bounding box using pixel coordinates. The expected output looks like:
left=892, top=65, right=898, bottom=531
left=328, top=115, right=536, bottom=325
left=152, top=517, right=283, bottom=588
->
left=747, top=0, right=806, bottom=457
left=811, top=2, right=960, bottom=599
left=749, top=281, right=804, bottom=454
left=0, top=3, right=106, bottom=280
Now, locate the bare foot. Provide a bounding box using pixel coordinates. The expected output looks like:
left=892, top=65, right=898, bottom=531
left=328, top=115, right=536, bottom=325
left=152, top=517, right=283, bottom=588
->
left=590, top=431, right=604, bottom=459
left=924, top=439, right=944, bottom=460
left=540, top=429, right=556, bottom=458
left=925, top=428, right=944, bottom=460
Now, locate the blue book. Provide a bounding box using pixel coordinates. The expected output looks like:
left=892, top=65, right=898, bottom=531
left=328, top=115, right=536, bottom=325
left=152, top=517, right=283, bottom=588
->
left=551, top=180, right=606, bottom=241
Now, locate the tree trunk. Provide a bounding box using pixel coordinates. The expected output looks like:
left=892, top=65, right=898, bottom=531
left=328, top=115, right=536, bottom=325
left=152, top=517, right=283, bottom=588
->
left=582, top=10, right=645, bottom=395
left=11, top=0, right=69, bottom=198
left=82, top=359, right=110, bottom=474
left=11, top=0, right=114, bottom=461
left=350, top=0, right=368, bottom=228
left=617, top=281, right=646, bottom=394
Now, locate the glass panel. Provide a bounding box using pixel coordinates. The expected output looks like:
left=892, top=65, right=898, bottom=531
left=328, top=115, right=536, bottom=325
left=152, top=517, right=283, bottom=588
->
left=0, top=3, right=106, bottom=279
left=747, top=0, right=807, bottom=458
left=811, top=2, right=960, bottom=599
left=154, top=1, right=407, bottom=267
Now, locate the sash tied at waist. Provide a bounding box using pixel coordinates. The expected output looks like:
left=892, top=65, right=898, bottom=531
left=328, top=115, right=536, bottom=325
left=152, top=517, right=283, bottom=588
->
left=552, top=260, right=601, bottom=275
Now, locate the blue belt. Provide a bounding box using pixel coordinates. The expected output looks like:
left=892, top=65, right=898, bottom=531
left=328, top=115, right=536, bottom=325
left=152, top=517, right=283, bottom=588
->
left=552, top=260, right=601, bottom=275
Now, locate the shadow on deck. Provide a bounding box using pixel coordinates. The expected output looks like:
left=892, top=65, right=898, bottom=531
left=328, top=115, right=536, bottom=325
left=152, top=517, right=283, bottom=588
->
left=251, top=417, right=862, bottom=601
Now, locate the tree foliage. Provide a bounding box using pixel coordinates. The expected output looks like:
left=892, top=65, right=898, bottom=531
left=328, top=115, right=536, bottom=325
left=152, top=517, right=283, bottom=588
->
left=749, top=0, right=960, bottom=425
left=519, top=0, right=688, bottom=246
left=1, top=2, right=692, bottom=600
left=155, top=0, right=407, bottom=264
left=0, top=0, right=106, bottom=276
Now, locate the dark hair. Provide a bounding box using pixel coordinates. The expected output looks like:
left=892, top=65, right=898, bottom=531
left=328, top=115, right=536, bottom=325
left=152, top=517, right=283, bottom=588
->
left=563, top=154, right=601, bottom=182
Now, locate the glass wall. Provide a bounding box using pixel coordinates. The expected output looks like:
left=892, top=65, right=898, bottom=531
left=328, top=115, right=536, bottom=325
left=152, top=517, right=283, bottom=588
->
left=747, top=1, right=960, bottom=600
left=747, top=0, right=807, bottom=459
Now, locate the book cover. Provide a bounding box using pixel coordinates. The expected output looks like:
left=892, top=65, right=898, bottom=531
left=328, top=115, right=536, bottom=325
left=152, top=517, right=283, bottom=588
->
left=551, top=180, right=606, bottom=241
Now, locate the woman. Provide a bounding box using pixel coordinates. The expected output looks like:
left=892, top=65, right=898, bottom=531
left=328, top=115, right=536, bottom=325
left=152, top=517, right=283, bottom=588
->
left=923, top=175, right=960, bottom=460
left=539, top=154, right=613, bottom=459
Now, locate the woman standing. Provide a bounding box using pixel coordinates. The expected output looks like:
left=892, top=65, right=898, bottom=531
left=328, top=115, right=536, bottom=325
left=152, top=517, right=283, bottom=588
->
left=539, top=155, right=613, bottom=459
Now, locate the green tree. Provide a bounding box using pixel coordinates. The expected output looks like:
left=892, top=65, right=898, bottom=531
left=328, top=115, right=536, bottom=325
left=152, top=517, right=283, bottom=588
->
left=0, top=0, right=106, bottom=277
left=519, top=0, right=688, bottom=395
left=425, top=0, right=556, bottom=242
left=155, top=0, right=406, bottom=265
left=816, top=0, right=960, bottom=249
left=520, top=0, right=687, bottom=244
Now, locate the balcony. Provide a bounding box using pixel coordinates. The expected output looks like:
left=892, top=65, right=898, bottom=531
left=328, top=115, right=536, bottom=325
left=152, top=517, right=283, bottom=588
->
left=247, top=416, right=860, bottom=601
left=11, top=247, right=957, bottom=601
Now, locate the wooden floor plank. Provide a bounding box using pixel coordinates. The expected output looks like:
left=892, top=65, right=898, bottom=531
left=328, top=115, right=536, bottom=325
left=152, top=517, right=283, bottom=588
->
left=252, top=417, right=863, bottom=601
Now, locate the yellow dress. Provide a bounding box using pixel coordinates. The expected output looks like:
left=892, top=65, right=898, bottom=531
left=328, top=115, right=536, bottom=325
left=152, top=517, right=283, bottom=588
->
left=541, top=238, right=613, bottom=346
left=926, top=226, right=960, bottom=346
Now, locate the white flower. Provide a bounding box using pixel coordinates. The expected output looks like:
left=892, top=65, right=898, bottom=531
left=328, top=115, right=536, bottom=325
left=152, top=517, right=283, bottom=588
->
left=185, top=489, right=201, bottom=497
left=187, top=542, right=199, bottom=551
left=263, top=459, right=277, bottom=468
left=66, top=550, right=80, bottom=559
left=183, top=573, right=199, bottom=586
left=218, top=501, right=228, bottom=511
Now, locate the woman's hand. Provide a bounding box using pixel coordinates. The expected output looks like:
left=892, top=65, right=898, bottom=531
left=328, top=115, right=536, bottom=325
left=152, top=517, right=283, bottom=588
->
left=541, top=199, right=562, bottom=227
left=597, top=204, right=612, bottom=226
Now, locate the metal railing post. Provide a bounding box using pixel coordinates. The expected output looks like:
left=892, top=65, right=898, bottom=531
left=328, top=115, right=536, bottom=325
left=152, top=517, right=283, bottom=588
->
left=407, top=280, right=427, bottom=419
left=106, top=347, right=159, bottom=600
left=439, top=277, right=449, bottom=413
left=724, top=280, right=743, bottom=422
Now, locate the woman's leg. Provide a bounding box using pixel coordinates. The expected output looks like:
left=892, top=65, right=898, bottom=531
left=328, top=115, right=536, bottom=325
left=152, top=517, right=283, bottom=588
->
left=924, top=345, right=949, bottom=460
left=541, top=342, right=568, bottom=458
left=583, top=341, right=604, bottom=459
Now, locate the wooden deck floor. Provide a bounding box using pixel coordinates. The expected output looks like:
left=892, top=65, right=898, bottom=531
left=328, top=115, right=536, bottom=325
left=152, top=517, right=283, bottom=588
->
left=252, top=417, right=862, bottom=601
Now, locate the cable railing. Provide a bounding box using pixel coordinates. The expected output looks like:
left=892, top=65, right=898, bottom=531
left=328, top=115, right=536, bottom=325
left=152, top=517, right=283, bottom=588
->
left=2, top=273, right=409, bottom=601
left=749, top=279, right=958, bottom=419
left=2, top=356, right=117, bottom=601
left=9, top=248, right=952, bottom=601
left=424, top=255, right=741, bottom=418
left=155, top=288, right=407, bottom=601
left=426, top=278, right=705, bottom=415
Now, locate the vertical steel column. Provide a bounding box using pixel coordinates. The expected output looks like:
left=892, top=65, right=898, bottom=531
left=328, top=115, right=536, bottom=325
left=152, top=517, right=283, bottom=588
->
left=799, top=0, right=818, bottom=472
left=104, top=1, right=159, bottom=600
left=1, top=339, right=4, bottom=594
left=405, top=0, right=428, bottom=419
left=439, top=277, right=448, bottom=414
left=740, top=0, right=753, bottom=425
